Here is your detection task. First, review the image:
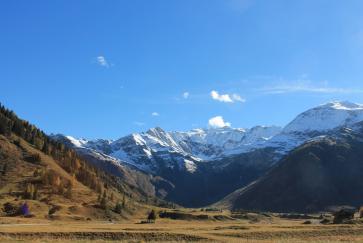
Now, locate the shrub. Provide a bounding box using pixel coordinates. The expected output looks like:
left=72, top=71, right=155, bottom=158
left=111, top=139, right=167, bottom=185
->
left=48, top=205, right=62, bottom=216
left=2, top=202, right=21, bottom=216
left=147, top=209, right=157, bottom=223
left=333, top=209, right=355, bottom=224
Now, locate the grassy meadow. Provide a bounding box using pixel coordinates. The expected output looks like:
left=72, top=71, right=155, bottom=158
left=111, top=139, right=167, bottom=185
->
left=1, top=208, right=363, bottom=243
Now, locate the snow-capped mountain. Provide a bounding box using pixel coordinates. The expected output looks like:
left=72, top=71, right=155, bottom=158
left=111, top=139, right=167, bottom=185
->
left=59, top=125, right=281, bottom=173
left=54, top=101, right=363, bottom=174
left=50, top=101, right=363, bottom=207
left=263, top=101, right=363, bottom=154
left=283, top=101, right=363, bottom=133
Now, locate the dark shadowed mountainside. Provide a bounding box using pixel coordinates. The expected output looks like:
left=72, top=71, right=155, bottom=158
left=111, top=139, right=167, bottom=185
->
left=217, top=124, right=363, bottom=213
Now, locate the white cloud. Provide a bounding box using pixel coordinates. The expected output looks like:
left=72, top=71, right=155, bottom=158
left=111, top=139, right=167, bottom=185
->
left=151, top=112, right=159, bottom=116
left=261, top=80, right=363, bottom=94
left=211, top=90, right=245, bottom=103
left=208, top=116, right=231, bottom=128
left=211, top=90, right=233, bottom=103
left=96, top=56, right=109, bottom=67
left=231, top=94, right=246, bottom=102
left=183, top=92, right=190, bottom=99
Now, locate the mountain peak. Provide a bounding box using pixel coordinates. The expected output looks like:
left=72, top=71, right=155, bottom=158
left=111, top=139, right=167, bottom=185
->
left=322, top=101, right=363, bottom=111
left=146, top=127, right=166, bottom=135
left=283, top=101, right=363, bottom=133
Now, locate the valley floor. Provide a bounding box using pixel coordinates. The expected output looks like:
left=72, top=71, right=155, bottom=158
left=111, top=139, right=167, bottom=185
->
left=1, top=216, right=363, bottom=243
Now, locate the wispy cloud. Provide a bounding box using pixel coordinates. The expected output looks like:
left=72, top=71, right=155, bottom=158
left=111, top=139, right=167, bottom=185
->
left=261, top=80, right=363, bottom=94
left=183, top=92, right=190, bottom=99
left=211, top=90, right=246, bottom=103
left=208, top=116, right=231, bottom=128
left=96, top=56, right=109, bottom=67
left=151, top=112, right=159, bottom=116
left=134, top=121, right=145, bottom=126
left=231, top=94, right=246, bottom=102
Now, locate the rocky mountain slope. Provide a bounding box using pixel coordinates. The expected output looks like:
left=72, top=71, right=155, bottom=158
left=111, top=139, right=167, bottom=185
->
left=217, top=121, right=363, bottom=212
left=57, top=125, right=282, bottom=174
left=53, top=101, right=363, bottom=208
left=59, top=101, right=363, bottom=174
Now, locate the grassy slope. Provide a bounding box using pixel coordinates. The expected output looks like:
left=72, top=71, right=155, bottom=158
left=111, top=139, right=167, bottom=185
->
left=0, top=133, right=149, bottom=221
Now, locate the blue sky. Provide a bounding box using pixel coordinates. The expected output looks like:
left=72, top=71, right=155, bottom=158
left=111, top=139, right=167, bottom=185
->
left=2, top=0, right=363, bottom=139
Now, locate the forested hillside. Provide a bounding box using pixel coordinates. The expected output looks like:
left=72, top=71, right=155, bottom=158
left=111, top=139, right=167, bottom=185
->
left=0, top=103, right=158, bottom=220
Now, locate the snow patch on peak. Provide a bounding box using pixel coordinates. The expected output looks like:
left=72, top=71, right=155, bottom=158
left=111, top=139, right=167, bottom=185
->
left=184, top=159, right=197, bottom=173
left=324, top=101, right=363, bottom=110
left=65, top=136, right=88, bottom=148
left=131, top=133, right=146, bottom=146
left=283, top=101, right=363, bottom=133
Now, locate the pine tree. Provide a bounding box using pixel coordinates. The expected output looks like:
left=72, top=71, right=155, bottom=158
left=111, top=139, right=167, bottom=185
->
left=114, top=201, right=122, bottom=214
left=32, top=186, right=38, bottom=200
left=2, top=163, right=7, bottom=176
left=24, top=184, right=34, bottom=199
left=100, top=190, right=107, bottom=209
left=65, top=181, right=73, bottom=199
left=122, top=194, right=126, bottom=208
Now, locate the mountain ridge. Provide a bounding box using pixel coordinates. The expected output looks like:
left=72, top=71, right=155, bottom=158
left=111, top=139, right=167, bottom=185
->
left=216, top=121, right=363, bottom=212
left=58, top=101, right=363, bottom=173
left=52, top=101, right=363, bottom=208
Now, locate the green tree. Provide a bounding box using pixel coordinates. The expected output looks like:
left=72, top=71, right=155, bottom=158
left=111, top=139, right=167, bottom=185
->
left=114, top=201, right=122, bottom=214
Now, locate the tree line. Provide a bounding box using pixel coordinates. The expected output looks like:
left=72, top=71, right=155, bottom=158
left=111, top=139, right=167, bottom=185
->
left=0, top=102, right=132, bottom=207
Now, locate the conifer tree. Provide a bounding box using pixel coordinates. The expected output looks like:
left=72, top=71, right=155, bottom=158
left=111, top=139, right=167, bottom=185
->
left=65, top=182, right=73, bottom=199
left=2, top=163, right=7, bottom=176
left=122, top=194, right=126, bottom=208
left=100, top=190, right=107, bottom=209
left=32, top=186, right=38, bottom=200
left=114, top=201, right=122, bottom=214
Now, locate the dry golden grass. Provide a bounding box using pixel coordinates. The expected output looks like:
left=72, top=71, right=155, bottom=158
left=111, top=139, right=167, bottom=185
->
left=0, top=134, right=152, bottom=222
left=1, top=214, right=363, bottom=243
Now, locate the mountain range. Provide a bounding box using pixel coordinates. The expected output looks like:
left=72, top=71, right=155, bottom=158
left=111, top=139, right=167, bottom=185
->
left=52, top=101, right=363, bottom=210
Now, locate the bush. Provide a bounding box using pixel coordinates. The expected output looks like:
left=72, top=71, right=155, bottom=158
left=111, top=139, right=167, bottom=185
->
left=2, top=202, right=21, bottom=216
left=333, top=209, right=355, bottom=224
left=320, top=218, right=331, bottom=224
left=48, top=205, right=62, bottom=216
left=13, top=139, right=21, bottom=147
left=147, top=209, right=157, bottom=223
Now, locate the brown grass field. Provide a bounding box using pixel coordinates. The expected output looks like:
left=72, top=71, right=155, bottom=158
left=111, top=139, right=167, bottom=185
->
left=1, top=210, right=363, bottom=243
